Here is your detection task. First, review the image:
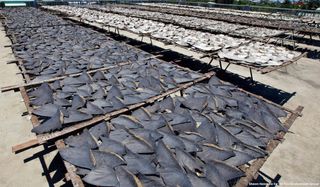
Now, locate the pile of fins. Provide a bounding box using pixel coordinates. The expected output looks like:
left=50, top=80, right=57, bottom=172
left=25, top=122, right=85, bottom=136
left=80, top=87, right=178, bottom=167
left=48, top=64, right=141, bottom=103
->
left=44, top=6, right=248, bottom=52
left=0, top=7, right=73, bottom=29
left=137, top=3, right=301, bottom=22
left=44, top=6, right=300, bottom=67
left=218, top=41, right=301, bottom=66
left=87, top=5, right=247, bottom=34
left=232, top=27, right=284, bottom=38
left=29, top=60, right=202, bottom=134
left=7, top=23, right=152, bottom=81
left=59, top=76, right=288, bottom=187
left=134, top=3, right=320, bottom=33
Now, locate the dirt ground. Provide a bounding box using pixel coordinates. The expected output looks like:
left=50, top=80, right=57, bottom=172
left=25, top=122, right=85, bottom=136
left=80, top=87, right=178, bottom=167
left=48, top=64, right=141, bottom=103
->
left=0, top=20, right=319, bottom=186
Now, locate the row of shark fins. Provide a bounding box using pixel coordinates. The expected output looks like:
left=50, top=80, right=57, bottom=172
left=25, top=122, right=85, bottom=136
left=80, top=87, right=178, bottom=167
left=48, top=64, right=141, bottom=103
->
left=7, top=20, right=154, bottom=81
left=43, top=6, right=299, bottom=67
left=29, top=61, right=202, bottom=134
left=0, top=7, right=72, bottom=29
left=58, top=76, right=288, bottom=186
left=133, top=3, right=320, bottom=33
left=89, top=5, right=283, bottom=38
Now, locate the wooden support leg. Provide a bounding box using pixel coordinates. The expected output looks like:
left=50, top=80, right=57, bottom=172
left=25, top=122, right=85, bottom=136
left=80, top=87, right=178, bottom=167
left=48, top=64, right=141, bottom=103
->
left=292, top=31, right=295, bottom=49
left=249, top=68, right=254, bottom=82
left=219, top=59, right=223, bottom=69
left=208, top=57, right=214, bottom=65
left=224, top=63, right=231, bottom=71
left=180, top=89, right=183, bottom=97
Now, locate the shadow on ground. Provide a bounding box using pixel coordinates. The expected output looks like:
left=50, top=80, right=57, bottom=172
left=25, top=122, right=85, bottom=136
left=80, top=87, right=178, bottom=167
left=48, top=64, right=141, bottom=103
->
left=249, top=172, right=282, bottom=187
left=23, top=144, right=72, bottom=187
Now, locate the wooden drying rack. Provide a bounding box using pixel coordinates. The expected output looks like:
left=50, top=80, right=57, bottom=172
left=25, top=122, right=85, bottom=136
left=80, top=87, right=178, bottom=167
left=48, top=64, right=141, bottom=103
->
left=214, top=51, right=307, bottom=80
left=42, top=6, right=307, bottom=81
left=1, top=17, right=213, bottom=186
left=38, top=6, right=305, bottom=117
left=2, top=10, right=218, bottom=154
left=14, top=57, right=303, bottom=187
left=118, top=4, right=320, bottom=37
left=87, top=5, right=289, bottom=44
left=2, top=10, right=304, bottom=187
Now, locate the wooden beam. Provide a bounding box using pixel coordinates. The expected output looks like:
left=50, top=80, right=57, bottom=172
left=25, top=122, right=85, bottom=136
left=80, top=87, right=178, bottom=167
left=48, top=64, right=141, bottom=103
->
left=12, top=139, right=39, bottom=153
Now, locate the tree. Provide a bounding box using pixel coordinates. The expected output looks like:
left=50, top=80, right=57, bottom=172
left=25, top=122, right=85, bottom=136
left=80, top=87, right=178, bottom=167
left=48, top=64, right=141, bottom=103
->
left=283, top=0, right=291, bottom=5
left=281, top=0, right=292, bottom=8
left=306, top=0, right=320, bottom=10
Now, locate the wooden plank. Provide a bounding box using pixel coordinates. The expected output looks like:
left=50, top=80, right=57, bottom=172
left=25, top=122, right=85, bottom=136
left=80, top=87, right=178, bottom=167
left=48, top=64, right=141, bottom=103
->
left=17, top=60, right=30, bottom=83
left=1, top=61, right=131, bottom=92
left=12, top=139, right=39, bottom=153
left=55, top=140, right=85, bottom=187
left=235, top=105, right=304, bottom=187
left=12, top=71, right=215, bottom=153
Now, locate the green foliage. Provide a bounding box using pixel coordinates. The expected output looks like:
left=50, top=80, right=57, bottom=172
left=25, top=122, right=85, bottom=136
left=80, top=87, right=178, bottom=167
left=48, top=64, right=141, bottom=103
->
left=305, top=0, right=320, bottom=10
